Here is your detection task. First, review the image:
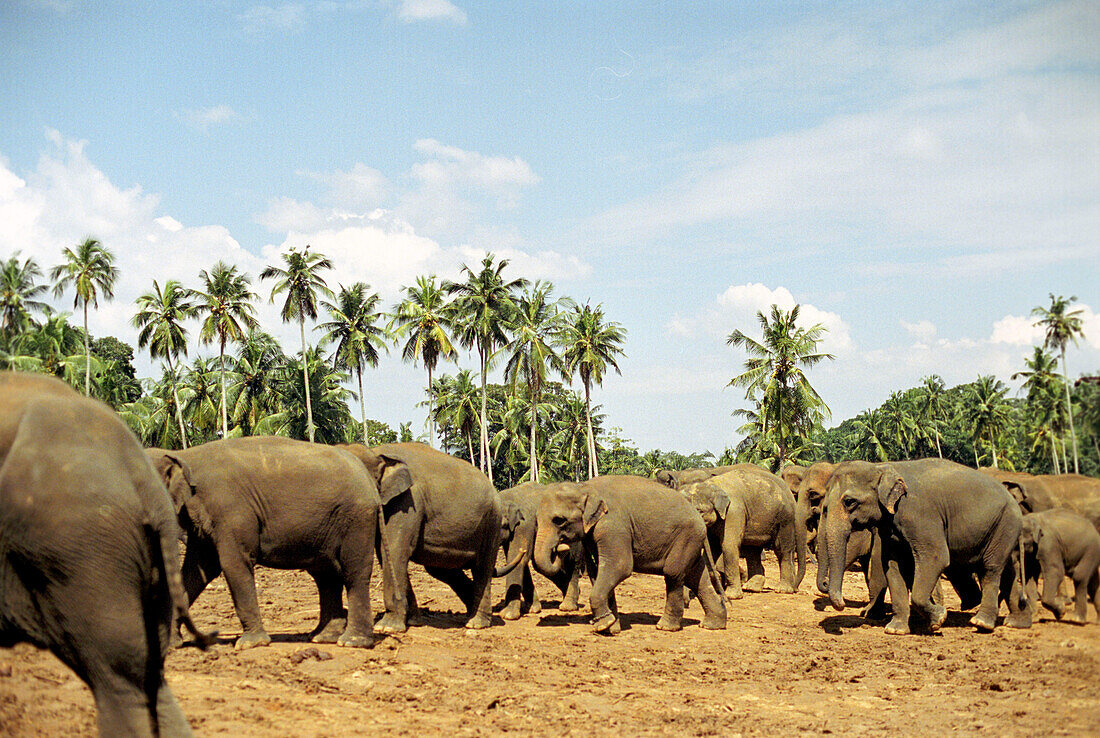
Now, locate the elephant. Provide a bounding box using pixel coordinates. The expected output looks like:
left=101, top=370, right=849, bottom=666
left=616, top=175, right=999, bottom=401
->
left=682, top=467, right=807, bottom=599
left=338, top=442, right=521, bottom=633
left=655, top=465, right=741, bottom=490
left=782, top=462, right=886, bottom=617
left=1015, top=509, right=1100, bottom=624
left=823, top=458, right=1028, bottom=634
left=497, top=482, right=583, bottom=621
left=1, top=372, right=210, bottom=737
left=533, top=475, right=726, bottom=634
left=981, top=469, right=1100, bottom=530
left=148, top=436, right=380, bottom=649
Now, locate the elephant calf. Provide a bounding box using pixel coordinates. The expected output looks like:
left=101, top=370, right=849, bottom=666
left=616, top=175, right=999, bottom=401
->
left=534, top=475, right=726, bottom=634
left=1, top=372, right=209, bottom=737
left=1017, top=509, right=1100, bottom=624
left=683, top=467, right=807, bottom=599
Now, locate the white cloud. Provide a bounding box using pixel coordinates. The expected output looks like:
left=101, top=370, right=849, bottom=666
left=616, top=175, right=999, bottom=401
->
left=181, top=105, right=244, bottom=133
left=900, top=319, right=936, bottom=343
left=239, top=3, right=306, bottom=34
left=411, top=138, right=539, bottom=194
left=397, top=0, right=467, bottom=25
left=992, top=305, right=1100, bottom=349
left=300, top=162, right=390, bottom=210
left=716, top=283, right=853, bottom=353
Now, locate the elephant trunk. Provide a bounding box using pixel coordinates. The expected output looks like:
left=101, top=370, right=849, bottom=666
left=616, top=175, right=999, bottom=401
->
left=815, top=519, right=830, bottom=595
left=533, top=525, right=565, bottom=577
left=825, top=503, right=851, bottom=611
left=494, top=546, right=528, bottom=578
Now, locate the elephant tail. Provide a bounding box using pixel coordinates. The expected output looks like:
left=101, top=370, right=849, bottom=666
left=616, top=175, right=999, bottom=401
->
left=151, top=523, right=217, bottom=650
left=494, top=546, right=528, bottom=578
left=701, top=536, right=725, bottom=603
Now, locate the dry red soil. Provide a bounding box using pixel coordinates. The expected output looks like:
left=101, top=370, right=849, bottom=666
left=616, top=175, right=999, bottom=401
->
left=2, top=559, right=1098, bottom=736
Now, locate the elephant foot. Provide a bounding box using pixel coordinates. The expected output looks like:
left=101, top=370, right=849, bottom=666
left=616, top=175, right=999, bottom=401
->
left=1063, top=612, right=1087, bottom=625
left=528, top=599, right=542, bottom=615
left=743, top=575, right=765, bottom=592
left=725, top=588, right=744, bottom=601
left=884, top=617, right=910, bottom=635
left=337, top=632, right=374, bottom=648
left=925, top=604, right=947, bottom=631
left=592, top=612, right=618, bottom=634
left=969, top=611, right=997, bottom=632
left=235, top=631, right=272, bottom=650
left=655, top=615, right=683, bottom=632
left=375, top=614, right=408, bottom=634
left=311, top=620, right=347, bottom=644
left=701, top=613, right=726, bottom=630
left=465, top=613, right=492, bottom=630
left=558, top=599, right=580, bottom=612
left=1005, top=612, right=1033, bottom=629
left=501, top=602, right=522, bottom=621
left=776, top=582, right=796, bottom=594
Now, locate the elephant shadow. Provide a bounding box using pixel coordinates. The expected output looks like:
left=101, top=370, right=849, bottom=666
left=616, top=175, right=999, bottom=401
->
left=819, top=609, right=978, bottom=636
left=535, top=610, right=700, bottom=632
left=813, top=595, right=869, bottom=612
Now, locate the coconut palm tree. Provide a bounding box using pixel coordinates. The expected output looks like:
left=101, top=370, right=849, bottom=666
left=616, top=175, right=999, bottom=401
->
left=260, top=247, right=334, bottom=443
left=560, top=302, right=626, bottom=479
left=446, top=254, right=529, bottom=484
left=1013, top=347, right=1063, bottom=473
left=50, top=238, right=118, bottom=395
left=500, top=281, right=568, bottom=483
left=963, top=375, right=1012, bottom=469
left=1031, top=294, right=1086, bottom=473
left=852, top=409, right=891, bottom=462
left=0, top=252, right=49, bottom=347
left=181, top=356, right=220, bottom=444
left=391, top=275, right=458, bottom=449
left=727, top=304, right=834, bottom=470
left=429, top=370, right=480, bottom=462
left=881, top=391, right=919, bottom=459
left=192, top=262, right=258, bottom=439
left=229, top=329, right=286, bottom=437
left=320, top=282, right=388, bottom=444
left=133, top=279, right=196, bottom=448
left=918, top=375, right=948, bottom=458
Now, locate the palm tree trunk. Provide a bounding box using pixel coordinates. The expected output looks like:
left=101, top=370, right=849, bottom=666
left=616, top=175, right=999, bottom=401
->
left=467, top=431, right=475, bottom=467
left=529, top=368, right=539, bottom=483
left=166, top=355, right=188, bottom=450
left=479, top=344, right=493, bottom=485
left=219, top=337, right=228, bottom=439
left=934, top=427, right=942, bottom=458
left=427, top=364, right=434, bottom=448
left=357, top=368, right=366, bottom=444
left=584, top=379, right=597, bottom=479
left=82, top=301, right=90, bottom=396
left=1060, top=348, right=1079, bottom=474
left=300, top=318, right=315, bottom=443
left=1050, top=428, right=1060, bottom=474
left=992, top=440, right=999, bottom=470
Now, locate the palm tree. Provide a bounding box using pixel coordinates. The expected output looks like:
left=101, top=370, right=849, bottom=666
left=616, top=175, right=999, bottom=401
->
left=50, top=238, right=118, bottom=395
left=273, top=345, right=354, bottom=444
left=391, top=275, right=458, bottom=448
left=560, top=302, right=626, bottom=479
left=918, top=375, right=948, bottom=458
left=260, top=247, right=334, bottom=443
left=963, top=375, right=1012, bottom=469
left=133, top=280, right=196, bottom=448
left=852, top=409, right=891, bottom=462
left=500, top=281, right=568, bottom=483
left=727, top=304, right=834, bottom=470
left=446, top=254, right=529, bottom=484
left=0, top=252, right=49, bottom=347
left=547, top=392, right=601, bottom=481
left=1031, top=294, right=1086, bottom=473
left=881, top=391, right=919, bottom=459
left=230, top=329, right=286, bottom=436
left=429, top=370, right=480, bottom=462
left=181, top=356, right=221, bottom=444
left=1013, top=347, right=1063, bottom=473
left=192, top=262, right=258, bottom=439
left=320, top=283, right=388, bottom=444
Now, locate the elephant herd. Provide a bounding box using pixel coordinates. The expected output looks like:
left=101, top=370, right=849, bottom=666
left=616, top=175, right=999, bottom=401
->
left=3, top=372, right=1100, bottom=736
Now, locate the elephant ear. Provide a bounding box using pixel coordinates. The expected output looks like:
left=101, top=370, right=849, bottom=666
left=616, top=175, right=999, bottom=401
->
left=713, top=491, right=731, bottom=519
left=876, top=469, right=907, bottom=514
left=153, top=453, right=196, bottom=514
left=502, top=500, right=525, bottom=534
left=780, top=465, right=805, bottom=496
left=582, top=494, right=608, bottom=534
left=378, top=457, right=414, bottom=506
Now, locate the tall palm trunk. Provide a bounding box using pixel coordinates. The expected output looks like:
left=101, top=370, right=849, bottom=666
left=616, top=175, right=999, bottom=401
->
left=427, top=364, right=435, bottom=448
left=934, top=427, right=942, bottom=458
left=1060, top=348, right=1079, bottom=474
left=584, top=378, right=597, bottom=479
left=1050, top=428, right=1060, bottom=474
left=219, top=336, right=228, bottom=438
left=479, top=344, right=493, bottom=485
left=165, top=355, right=188, bottom=449
left=357, top=368, right=366, bottom=444
left=529, top=367, right=539, bottom=483
left=991, top=439, right=999, bottom=470
left=82, top=301, right=90, bottom=396
left=466, top=430, right=475, bottom=467
left=300, top=318, right=315, bottom=443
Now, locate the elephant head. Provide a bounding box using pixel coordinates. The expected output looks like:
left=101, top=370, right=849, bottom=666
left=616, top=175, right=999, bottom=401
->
left=783, top=462, right=835, bottom=593
left=823, top=461, right=903, bottom=611
left=533, top=483, right=602, bottom=576
left=682, top=481, right=729, bottom=528
left=338, top=444, right=413, bottom=507
left=146, top=449, right=197, bottom=515
left=655, top=469, right=679, bottom=489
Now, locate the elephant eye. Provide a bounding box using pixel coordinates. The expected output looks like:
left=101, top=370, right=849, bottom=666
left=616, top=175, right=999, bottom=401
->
left=842, top=496, right=859, bottom=511
left=551, top=516, right=567, bottom=527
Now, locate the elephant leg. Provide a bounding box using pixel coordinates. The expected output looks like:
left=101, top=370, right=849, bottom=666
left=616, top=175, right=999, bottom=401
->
left=500, top=566, right=525, bottom=621
left=883, top=548, right=914, bottom=635
left=1001, top=565, right=1034, bottom=629
left=861, top=532, right=889, bottom=620
left=309, top=570, right=347, bottom=643
left=181, top=540, right=221, bottom=606
left=335, top=514, right=376, bottom=647
left=215, top=539, right=270, bottom=649
left=658, top=574, right=687, bottom=631
left=774, top=522, right=798, bottom=594
left=945, top=565, right=982, bottom=611
left=969, top=563, right=1008, bottom=632
left=376, top=506, right=418, bottom=634
left=909, top=543, right=948, bottom=630
left=1089, top=568, right=1100, bottom=621
left=154, top=681, right=193, bottom=738
left=682, top=556, right=726, bottom=630
left=464, top=526, right=499, bottom=629
left=522, top=565, right=541, bottom=614
left=1040, top=559, right=1067, bottom=619
left=743, top=548, right=766, bottom=592
left=721, top=520, right=746, bottom=600
left=425, top=565, right=475, bottom=610
left=589, top=540, right=632, bottom=634
left=557, top=545, right=583, bottom=611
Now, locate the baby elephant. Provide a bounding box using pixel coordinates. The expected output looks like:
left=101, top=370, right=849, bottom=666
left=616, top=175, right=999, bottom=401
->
left=682, top=467, right=807, bottom=599
left=1018, top=509, right=1100, bottom=624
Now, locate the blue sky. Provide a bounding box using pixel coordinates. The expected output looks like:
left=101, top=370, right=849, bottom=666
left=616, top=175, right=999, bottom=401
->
left=1, top=0, right=1097, bottom=452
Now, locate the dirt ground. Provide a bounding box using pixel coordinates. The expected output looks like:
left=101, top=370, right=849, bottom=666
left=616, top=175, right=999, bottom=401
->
left=2, top=558, right=1099, bottom=737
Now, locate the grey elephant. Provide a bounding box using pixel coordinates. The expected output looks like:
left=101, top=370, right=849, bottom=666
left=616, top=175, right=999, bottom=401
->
left=498, top=482, right=582, bottom=621
left=148, top=436, right=380, bottom=649
left=339, top=442, right=521, bottom=632
left=1015, top=509, right=1100, bottom=624
left=533, top=475, right=726, bottom=634
left=782, top=462, right=886, bottom=617
left=824, top=459, right=1028, bottom=634
left=655, top=465, right=740, bottom=490
left=682, top=466, right=807, bottom=599
left=982, top=469, right=1100, bottom=531
left=1, top=372, right=210, bottom=736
